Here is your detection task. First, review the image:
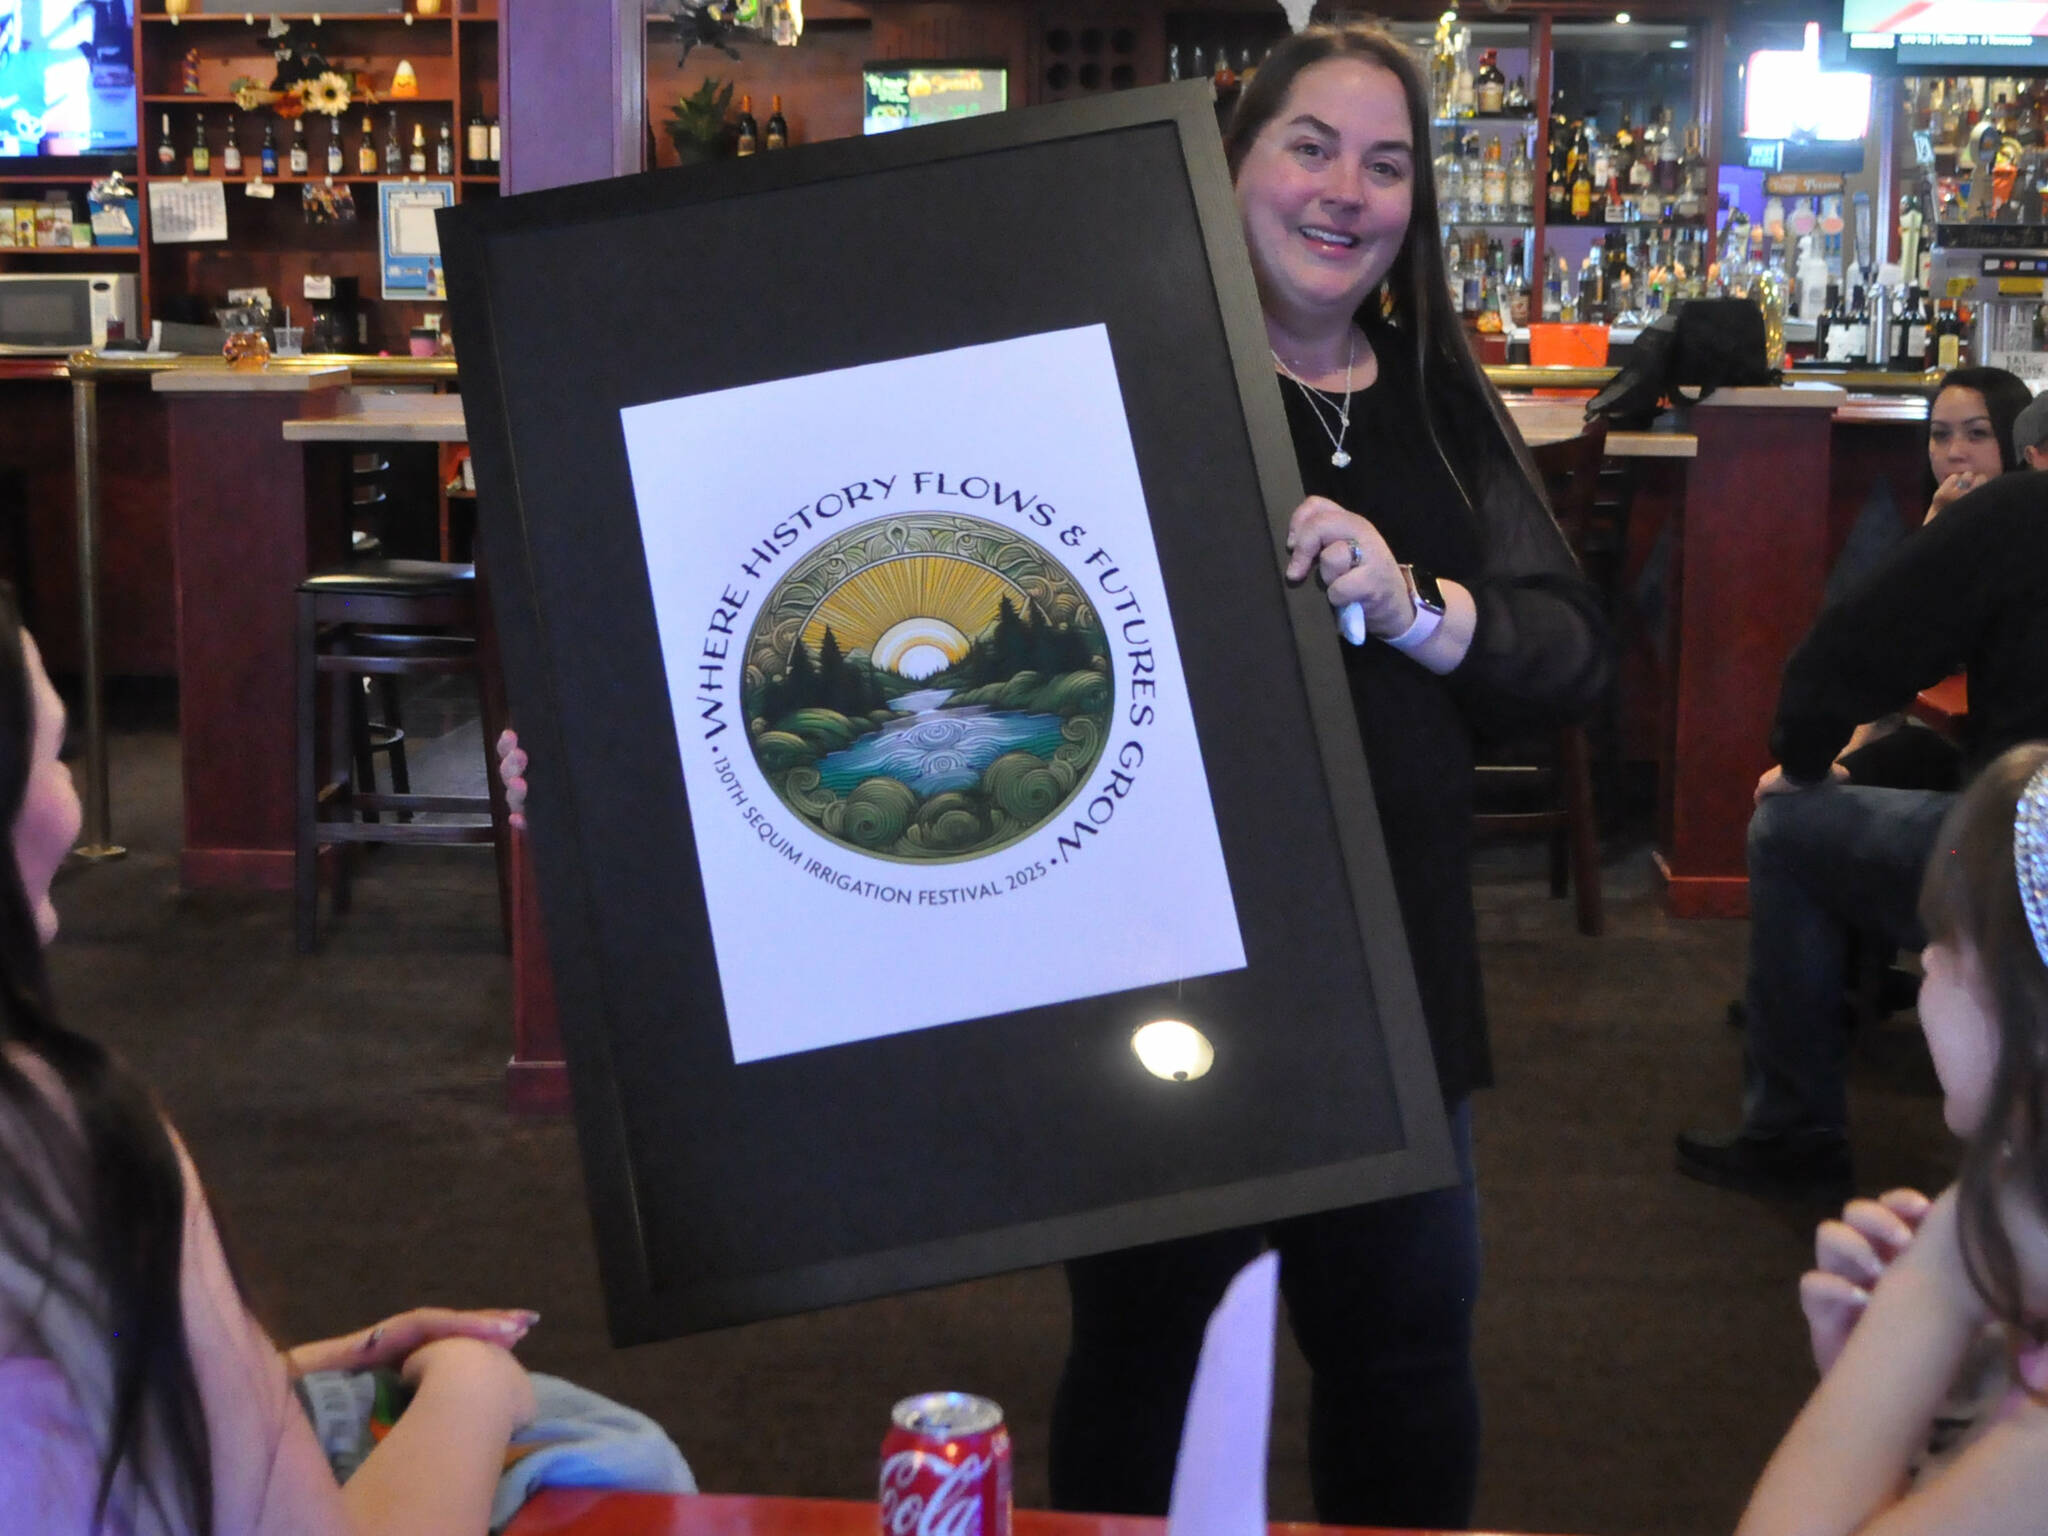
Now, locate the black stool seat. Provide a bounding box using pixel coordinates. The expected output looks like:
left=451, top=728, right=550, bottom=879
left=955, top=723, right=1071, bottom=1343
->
left=301, top=559, right=474, bottom=598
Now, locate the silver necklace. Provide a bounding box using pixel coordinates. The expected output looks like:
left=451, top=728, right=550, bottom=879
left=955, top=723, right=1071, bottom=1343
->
left=1272, top=331, right=1356, bottom=469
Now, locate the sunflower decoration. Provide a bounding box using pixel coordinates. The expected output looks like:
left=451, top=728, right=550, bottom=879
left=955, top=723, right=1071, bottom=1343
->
left=303, top=72, right=353, bottom=117
left=228, top=75, right=274, bottom=112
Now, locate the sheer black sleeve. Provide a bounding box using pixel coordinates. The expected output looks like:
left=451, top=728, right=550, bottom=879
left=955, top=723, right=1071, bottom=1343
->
left=1446, top=446, right=1614, bottom=738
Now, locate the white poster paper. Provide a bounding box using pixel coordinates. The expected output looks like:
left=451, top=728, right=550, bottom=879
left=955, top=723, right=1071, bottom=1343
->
left=145, top=180, right=229, bottom=244
left=621, top=326, right=1246, bottom=1063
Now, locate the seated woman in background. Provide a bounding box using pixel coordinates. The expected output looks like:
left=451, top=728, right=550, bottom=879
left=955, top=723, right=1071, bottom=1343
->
left=1922, top=365, right=2032, bottom=522
left=0, top=589, right=538, bottom=1536
left=1736, top=743, right=2048, bottom=1534
left=1833, top=365, right=2034, bottom=793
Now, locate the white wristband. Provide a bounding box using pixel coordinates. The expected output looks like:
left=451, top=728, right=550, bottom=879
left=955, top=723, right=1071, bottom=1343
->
left=1383, top=598, right=1444, bottom=653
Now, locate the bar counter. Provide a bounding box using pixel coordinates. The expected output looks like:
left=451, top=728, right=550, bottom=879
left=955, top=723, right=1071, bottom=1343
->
left=1, top=355, right=1940, bottom=915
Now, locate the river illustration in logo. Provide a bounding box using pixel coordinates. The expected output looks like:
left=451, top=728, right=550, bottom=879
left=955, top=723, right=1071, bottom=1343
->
left=742, top=513, right=1112, bottom=862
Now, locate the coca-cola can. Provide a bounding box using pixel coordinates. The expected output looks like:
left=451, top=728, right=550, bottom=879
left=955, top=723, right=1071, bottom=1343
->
left=879, top=1392, right=1013, bottom=1536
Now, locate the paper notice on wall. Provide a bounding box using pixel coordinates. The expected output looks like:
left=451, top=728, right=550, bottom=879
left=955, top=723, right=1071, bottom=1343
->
left=145, top=180, right=229, bottom=244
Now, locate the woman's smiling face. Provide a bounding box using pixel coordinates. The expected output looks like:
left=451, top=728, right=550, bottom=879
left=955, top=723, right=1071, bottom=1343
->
left=1233, top=56, right=1416, bottom=333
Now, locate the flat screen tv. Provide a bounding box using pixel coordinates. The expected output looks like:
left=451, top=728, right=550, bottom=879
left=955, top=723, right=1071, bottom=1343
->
left=861, top=61, right=1007, bottom=136
left=1841, top=0, right=2048, bottom=68
left=0, top=0, right=137, bottom=157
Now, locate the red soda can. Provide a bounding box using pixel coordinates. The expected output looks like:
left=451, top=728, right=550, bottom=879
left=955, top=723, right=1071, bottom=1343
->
left=879, top=1392, right=1013, bottom=1536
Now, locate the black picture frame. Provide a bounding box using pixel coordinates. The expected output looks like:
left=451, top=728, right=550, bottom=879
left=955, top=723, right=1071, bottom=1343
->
left=438, top=80, right=1454, bottom=1346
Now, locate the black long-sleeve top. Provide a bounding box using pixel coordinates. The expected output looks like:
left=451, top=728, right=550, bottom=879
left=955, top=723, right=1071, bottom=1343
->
left=1772, top=469, right=2048, bottom=784
left=1282, top=329, right=1612, bottom=1103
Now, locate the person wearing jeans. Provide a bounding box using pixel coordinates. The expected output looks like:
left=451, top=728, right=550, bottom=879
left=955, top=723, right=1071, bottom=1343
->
left=1677, top=471, right=2048, bottom=1199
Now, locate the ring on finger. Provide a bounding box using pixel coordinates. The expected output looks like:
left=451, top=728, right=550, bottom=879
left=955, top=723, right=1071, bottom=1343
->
left=1346, top=538, right=1364, bottom=570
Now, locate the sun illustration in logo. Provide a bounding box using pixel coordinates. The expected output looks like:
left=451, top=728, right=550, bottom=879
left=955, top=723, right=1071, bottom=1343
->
left=743, top=514, right=1113, bottom=863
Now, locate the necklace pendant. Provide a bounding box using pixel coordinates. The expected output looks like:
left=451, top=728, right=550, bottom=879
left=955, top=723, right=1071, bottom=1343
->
left=1330, top=448, right=1352, bottom=468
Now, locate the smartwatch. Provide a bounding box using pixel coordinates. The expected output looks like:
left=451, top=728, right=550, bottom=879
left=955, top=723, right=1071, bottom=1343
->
left=1384, top=564, right=1447, bottom=653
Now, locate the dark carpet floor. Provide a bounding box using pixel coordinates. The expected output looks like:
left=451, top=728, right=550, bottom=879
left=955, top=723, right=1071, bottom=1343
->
left=50, top=692, right=1960, bottom=1536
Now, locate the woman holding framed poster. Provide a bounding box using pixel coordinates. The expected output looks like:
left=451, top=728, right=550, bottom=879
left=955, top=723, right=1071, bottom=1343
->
left=1046, top=24, right=1611, bottom=1529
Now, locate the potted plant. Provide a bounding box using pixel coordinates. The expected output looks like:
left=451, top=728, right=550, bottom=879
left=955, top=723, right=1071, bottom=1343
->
left=666, top=78, right=734, bottom=166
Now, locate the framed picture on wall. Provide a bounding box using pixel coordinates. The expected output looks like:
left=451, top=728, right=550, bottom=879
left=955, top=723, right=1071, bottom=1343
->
left=438, top=81, right=1453, bottom=1345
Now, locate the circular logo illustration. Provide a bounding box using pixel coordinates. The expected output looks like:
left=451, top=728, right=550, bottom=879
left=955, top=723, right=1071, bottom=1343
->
left=742, top=513, right=1113, bottom=863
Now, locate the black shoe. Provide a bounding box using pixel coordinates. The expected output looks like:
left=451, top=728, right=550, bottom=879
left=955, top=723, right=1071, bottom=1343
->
left=1674, top=1126, right=1854, bottom=1202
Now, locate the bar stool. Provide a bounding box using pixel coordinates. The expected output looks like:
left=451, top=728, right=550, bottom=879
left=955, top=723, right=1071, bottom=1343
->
left=295, top=558, right=509, bottom=952
left=1472, top=419, right=1608, bottom=937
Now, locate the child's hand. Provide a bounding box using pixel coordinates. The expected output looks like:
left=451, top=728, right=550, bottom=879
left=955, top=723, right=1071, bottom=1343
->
left=287, top=1306, right=539, bottom=1377
left=1801, top=1188, right=1932, bottom=1375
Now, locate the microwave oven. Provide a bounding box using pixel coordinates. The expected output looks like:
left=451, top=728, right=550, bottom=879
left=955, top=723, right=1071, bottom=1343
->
left=0, top=273, right=140, bottom=355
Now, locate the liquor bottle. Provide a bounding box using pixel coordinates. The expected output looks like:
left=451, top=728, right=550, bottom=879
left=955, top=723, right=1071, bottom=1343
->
left=1933, top=300, right=1966, bottom=370
left=408, top=123, right=427, bottom=174
left=1602, top=170, right=1624, bottom=223
left=289, top=117, right=309, bottom=176
left=1437, top=132, right=1464, bottom=221
left=1897, top=285, right=1930, bottom=370
left=1480, top=135, right=1506, bottom=220
left=189, top=116, right=210, bottom=176
left=1579, top=243, right=1606, bottom=323
left=259, top=122, right=279, bottom=178
left=156, top=113, right=176, bottom=173
left=327, top=118, right=345, bottom=176
left=222, top=121, right=243, bottom=177
left=1570, top=153, right=1592, bottom=221
left=384, top=111, right=402, bottom=175
left=1656, top=123, right=1682, bottom=196
left=436, top=122, right=454, bottom=175
left=358, top=114, right=378, bottom=176
left=487, top=117, right=500, bottom=170
left=765, top=95, right=789, bottom=150
left=1505, top=75, right=1529, bottom=113
left=466, top=110, right=489, bottom=174
left=1677, top=127, right=1706, bottom=219
left=1505, top=238, right=1529, bottom=324
left=1507, top=138, right=1533, bottom=221
left=1547, top=161, right=1566, bottom=218
left=1613, top=119, right=1636, bottom=190
left=735, top=94, right=760, bottom=156
left=1590, top=121, right=1612, bottom=191
left=1474, top=49, right=1505, bottom=115
left=1444, top=237, right=1463, bottom=307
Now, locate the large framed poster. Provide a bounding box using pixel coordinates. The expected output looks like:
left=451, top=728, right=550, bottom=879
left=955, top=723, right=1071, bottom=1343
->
left=438, top=81, right=1455, bottom=1345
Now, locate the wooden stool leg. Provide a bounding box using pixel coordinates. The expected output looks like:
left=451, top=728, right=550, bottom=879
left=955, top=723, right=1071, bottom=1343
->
left=349, top=675, right=380, bottom=826
left=295, top=596, right=320, bottom=953
left=330, top=652, right=354, bottom=916
left=376, top=675, right=412, bottom=821
left=1562, top=726, right=1604, bottom=937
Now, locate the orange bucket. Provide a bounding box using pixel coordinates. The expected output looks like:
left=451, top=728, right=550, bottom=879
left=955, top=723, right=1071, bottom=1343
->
left=1527, top=322, right=1610, bottom=367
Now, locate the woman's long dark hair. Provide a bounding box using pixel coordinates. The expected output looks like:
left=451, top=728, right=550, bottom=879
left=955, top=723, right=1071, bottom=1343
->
left=0, top=589, right=213, bottom=1533
left=1919, top=742, right=2048, bottom=1346
left=1222, top=22, right=1554, bottom=527
left=1929, top=366, right=2034, bottom=484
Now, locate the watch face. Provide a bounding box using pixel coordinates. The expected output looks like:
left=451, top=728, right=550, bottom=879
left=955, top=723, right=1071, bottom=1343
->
left=1408, top=564, right=1447, bottom=615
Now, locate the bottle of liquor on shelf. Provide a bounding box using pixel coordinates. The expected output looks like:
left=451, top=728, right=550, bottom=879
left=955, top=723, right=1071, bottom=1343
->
left=466, top=110, right=489, bottom=174
left=1437, top=131, right=1464, bottom=221
left=1579, top=243, right=1606, bottom=323
left=1603, top=170, right=1625, bottom=223
left=405, top=123, right=424, bottom=174
left=1445, top=236, right=1464, bottom=308
left=1543, top=251, right=1564, bottom=321
left=1505, top=238, right=1530, bottom=324
left=487, top=117, right=501, bottom=171
left=384, top=111, right=402, bottom=175
left=358, top=114, right=378, bottom=175
left=1656, top=121, right=1682, bottom=196
left=156, top=113, right=176, bottom=173
left=260, top=121, right=279, bottom=178
left=190, top=116, right=210, bottom=176
left=735, top=94, right=760, bottom=157
left=1505, top=75, right=1529, bottom=113
left=1590, top=120, right=1612, bottom=192
left=436, top=122, right=454, bottom=175
left=222, top=120, right=242, bottom=177
left=1933, top=299, right=1967, bottom=370
left=1507, top=138, right=1533, bottom=222
left=289, top=117, right=309, bottom=176
left=1677, top=127, right=1706, bottom=219
left=1480, top=135, right=1505, bottom=220
left=1570, top=150, right=1592, bottom=221
left=327, top=118, right=345, bottom=176
left=1892, top=285, right=1929, bottom=370
left=1474, top=49, right=1505, bottom=114
left=765, top=95, right=789, bottom=150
